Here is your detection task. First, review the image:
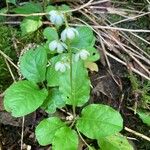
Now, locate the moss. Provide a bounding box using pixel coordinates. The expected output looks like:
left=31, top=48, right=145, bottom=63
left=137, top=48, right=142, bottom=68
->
left=0, top=25, right=44, bottom=91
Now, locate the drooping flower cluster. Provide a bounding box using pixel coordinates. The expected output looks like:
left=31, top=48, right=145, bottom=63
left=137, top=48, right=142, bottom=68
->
left=75, top=49, right=90, bottom=62
left=55, top=56, right=70, bottom=72
left=49, top=10, right=64, bottom=26
left=49, top=40, right=67, bottom=53
left=48, top=10, right=90, bottom=72
left=61, top=27, right=79, bottom=41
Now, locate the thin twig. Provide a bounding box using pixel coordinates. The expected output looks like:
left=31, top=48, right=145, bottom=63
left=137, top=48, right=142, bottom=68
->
left=110, top=12, right=150, bottom=26
left=21, top=117, right=25, bottom=150
left=76, top=128, right=93, bottom=149
left=106, top=51, right=150, bottom=80
left=0, top=50, right=19, bottom=70
left=4, top=59, right=16, bottom=82
left=0, top=0, right=93, bottom=17
left=125, top=127, right=150, bottom=142
left=91, top=0, right=110, bottom=5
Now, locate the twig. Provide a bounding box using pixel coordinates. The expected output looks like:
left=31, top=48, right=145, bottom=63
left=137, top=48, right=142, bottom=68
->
left=4, top=59, right=16, bottom=82
left=76, top=128, right=93, bottom=149
left=125, top=127, right=150, bottom=142
left=1, top=20, right=150, bottom=33
left=146, top=0, right=150, bottom=4
left=21, top=117, right=25, bottom=150
left=91, top=0, right=110, bottom=5
left=110, top=12, right=150, bottom=26
left=0, top=0, right=93, bottom=17
left=106, top=51, right=150, bottom=80
left=0, top=50, right=19, bottom=70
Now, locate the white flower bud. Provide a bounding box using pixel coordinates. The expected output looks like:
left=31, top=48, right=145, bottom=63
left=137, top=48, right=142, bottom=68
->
left=49, top=10, right=64, bottom=26
left=55, top=61, right=70, bottom=72
left=75, top=49, right=90, bottom=62
left=49, top=40, right=67, bottom=53
left=61, top=27, right=79, bottom=42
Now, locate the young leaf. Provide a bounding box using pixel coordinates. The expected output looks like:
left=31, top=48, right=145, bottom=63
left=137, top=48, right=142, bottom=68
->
left=58, top=4, right=72, bottom=16
left=98, top=133, right=134, bottom=150
left=21, top=17, right=42, bottom=35
left=20, top=46, right=47, bottom=83
left=58, top=4, right=71, bottom=12
left=59, top=61, right=90, bottom=106
left=43, top=27, right=58, bottom=41
left=86, top=47, right=100, bottom=62
left=42, top=88, right=65, bottom=114
left=4, top=80, right=48, bottom=117
left=137, top=110, right=150, bottom=126
left=85, top=62, right=99, bottom=72
left=52, top=127, right=78, bottom=150
left=76, top=104, right=123, bottom=139
left=45, top=5, right=56, bottom=13
left=13, top=2, right=42, bottom=14
left=71, top=26, right=95, bottom=48
left=35, top=117, right=65, bottom=146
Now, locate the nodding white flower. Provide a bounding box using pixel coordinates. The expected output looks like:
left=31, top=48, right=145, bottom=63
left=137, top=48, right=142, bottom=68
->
left=61, top=27, right=79, bottom=41
left=49, top=40, right=67, bottom=53
left=55, top=61, right=70, bottom=72
left=49, top=10, right=64, bottom=26
left=75, top=49, right=90, bottom=62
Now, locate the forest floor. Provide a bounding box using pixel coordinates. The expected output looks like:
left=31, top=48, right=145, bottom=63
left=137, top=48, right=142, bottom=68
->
left=0, top=0, right=150, bottom=150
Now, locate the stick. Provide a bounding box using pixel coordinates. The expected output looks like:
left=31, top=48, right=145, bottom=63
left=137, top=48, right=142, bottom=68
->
left=125, top=127, right=150, bottom=142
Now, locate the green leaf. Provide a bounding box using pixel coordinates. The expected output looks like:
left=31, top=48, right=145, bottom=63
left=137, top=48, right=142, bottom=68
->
left=58, top=4, right=72, bottom=16
left=35, top=117, right=65, bottom=146
left=98, top=133, right=134, bottom=150
left=13, top=2, right=42, bottom=14
left=20, top=46, right=47, bottom=83
left=58, top=4, right=71, bottom=11
left=137, top=110, right=150, bottom=126
left=42, top=88, right=65, bottom=114
left=21, top=17, right=42, bottom=35
left=46, top=55, right=62, bottom=87
left=43, top=27, right=58, bottom=41
left=71, top=26, right=95, bottom=49
left=86, top=47, right=100, bottom=62
left=45, top=5, right=56, bottom=13
left=76, top=104, right=123, bottom=139
left=6, top=0, right=16, bottom=4
left=4, top=80, right=48, bottom=117
left=52, top=127, right=78, bottom=150
left=59, top=61, right=90, bottom=106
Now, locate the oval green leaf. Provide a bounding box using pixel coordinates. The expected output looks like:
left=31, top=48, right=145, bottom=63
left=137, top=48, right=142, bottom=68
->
left=71, top=26, right=95, bottom=48
left=4, top=80, right=48, bottom=117
left=59, top=61, right=90, bottom=106
left=43, top=27, right=58, bottom=41
left=35, top=117, right=65, bottom=146
left=20, top=46, right=47, bottom=83
left=13, top=2, right=42, bottom=14
left=137, top=110, right=150, bottom=126
left=98, top=133, right=134, bottom=150
left=76, top=104, right=123, bottom=139
left=52, top=127, right=78, bottom=150
left=21, top=18, right=42, bottom=35
left=42, top=88, right=65, bottom=114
